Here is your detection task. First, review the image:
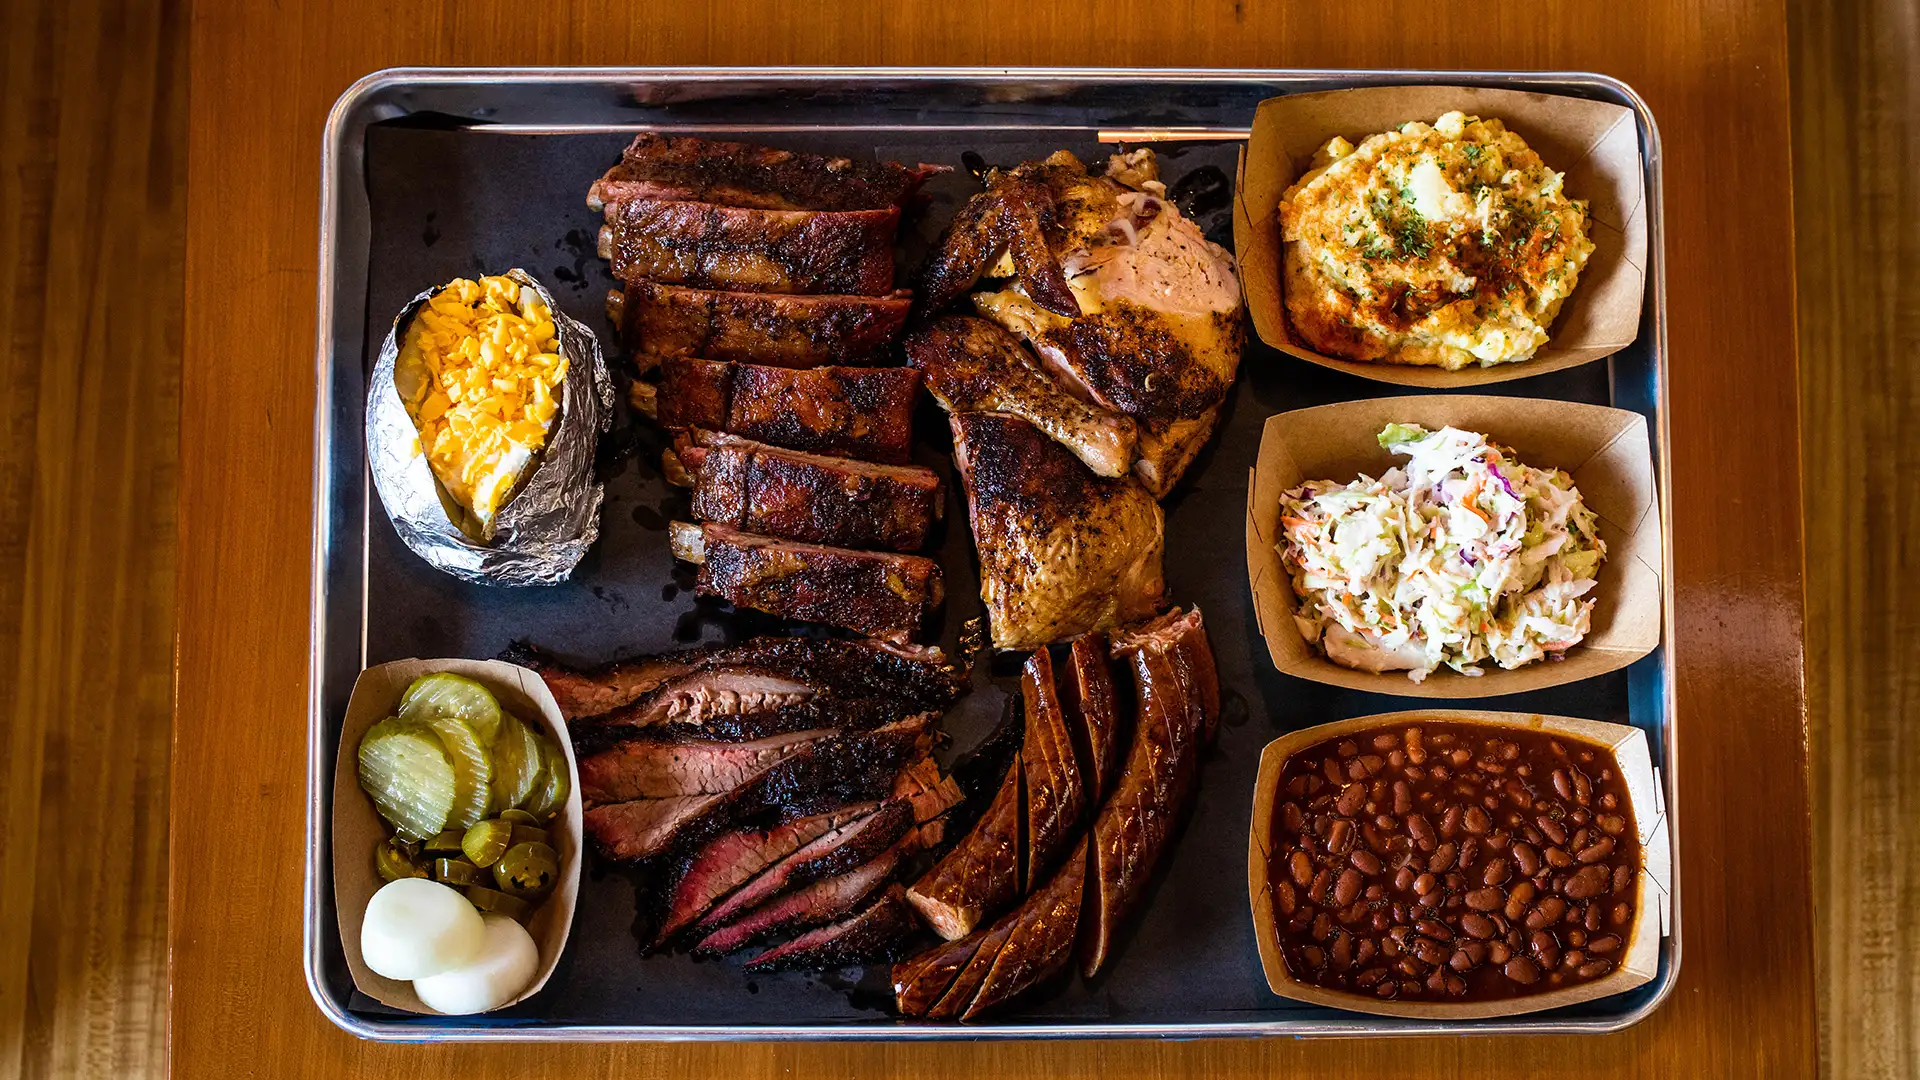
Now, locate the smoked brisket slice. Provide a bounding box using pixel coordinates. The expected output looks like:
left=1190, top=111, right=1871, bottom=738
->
left=576, top=727, right=836, bottom=807
left=743, top=885, right=918, bottom=972
left=906, top=752, right=1022, bottom=940
left=698, top=798, right=915, bottom=931
left=587, top=133, right=941, bottom=213
left=656, top=802, right=878, bottom=943
left=892, top=756, right=965, bottom=826
left=1080, top=608, right=1215, bottom=978
left=600, top=198, right=899, bottom=296
left=686, top=433, right=941, bottom=552
left=510, top=634, right=957, bottom=725
left=582, top=713, right=932, bottom=862
left=651, top=356, right=920, bottom=464
left=503, top=649, right=701, bottom=721
left=671, top=521, right=943, bottom=645
left=615, top=281, right=912, bottom=368
left=692, top=835, right=916, bottom=956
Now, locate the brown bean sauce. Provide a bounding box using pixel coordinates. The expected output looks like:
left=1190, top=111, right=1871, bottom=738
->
left=1266, top=721, right=1640, bottom=1003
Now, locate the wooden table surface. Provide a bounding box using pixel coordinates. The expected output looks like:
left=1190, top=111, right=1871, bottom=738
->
left=172, top=1, right=1813, bottom=1076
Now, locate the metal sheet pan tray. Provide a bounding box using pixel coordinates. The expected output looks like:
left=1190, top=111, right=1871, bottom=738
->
left=307, top=67, right=1675, bottom=1042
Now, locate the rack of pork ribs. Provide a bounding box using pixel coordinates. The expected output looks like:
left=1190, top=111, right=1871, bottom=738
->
left=514, top=635, right=967, bottom=971
left=594, top=134, right=948, bottom=644
left=893, top=607, right=1220, bottom=1021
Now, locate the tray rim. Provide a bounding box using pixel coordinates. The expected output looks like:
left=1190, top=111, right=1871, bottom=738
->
left=306, top=65, right=1676, bottom=1043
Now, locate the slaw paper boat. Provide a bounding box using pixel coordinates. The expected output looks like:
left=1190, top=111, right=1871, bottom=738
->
left=1248, top=709, right=1671, bottom=1019
left=1245, top=395, right=1661, bottom=696
left=1233, top=84, right=1648, bottom=387
left=331, top=658, right=581, bottom=1015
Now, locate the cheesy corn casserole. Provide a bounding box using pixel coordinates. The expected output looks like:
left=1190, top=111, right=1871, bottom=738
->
left=1278, top=112, right=1595, bottom=370
left=395, top=276, right=569, bottom=538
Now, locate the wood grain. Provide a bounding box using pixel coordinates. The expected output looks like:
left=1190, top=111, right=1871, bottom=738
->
left=0, top=0, right=181, bottom=1077
left=172, top=1, right=1813, bottom=1077
left=1792, top=0, right=1920, bottom=1077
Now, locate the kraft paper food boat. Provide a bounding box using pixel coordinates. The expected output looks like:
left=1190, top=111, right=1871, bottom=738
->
left=1245, top=394, right=1663, bottom=697
left=331, top=658, right=582, bottom=1014
left=1247, top=709, right=1672, bottom=1019
left=1233, top=84, right=1648, bottom=387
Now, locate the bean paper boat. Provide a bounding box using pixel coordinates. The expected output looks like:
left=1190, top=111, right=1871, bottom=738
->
left=1247, top=709, right=1672, bottom=1019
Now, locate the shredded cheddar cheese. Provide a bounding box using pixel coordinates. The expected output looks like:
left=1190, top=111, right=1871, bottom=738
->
left=395, top=275, right=569, bottom=531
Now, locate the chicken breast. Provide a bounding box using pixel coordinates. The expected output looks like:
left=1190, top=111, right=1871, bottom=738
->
left=950, top=412, right=1165, bottom=649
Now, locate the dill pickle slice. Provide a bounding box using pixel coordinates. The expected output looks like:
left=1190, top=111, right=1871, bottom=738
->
left=433, top=857, right=487, bottom=887
left=488, top=714, right=541, bottom=815
left=461, top=818, right=513, bottom=869
left=464, top=884, right=531, bottom=922
left=521, top=735, right=571, bottom=823
left=420, top=714, right=492, bottom=831
left=510, top=824, right=549, bottom=847
left=375, top=839, right=428, bottom=882
left=497, top=808, right=539, bottom=826
left=399, top=672, right=503, bottom=746
left=357, top=716, right=456, bottom=841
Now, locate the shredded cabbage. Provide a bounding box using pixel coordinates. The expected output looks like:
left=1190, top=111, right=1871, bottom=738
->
left=1277, top=424, right=1606, bottom=682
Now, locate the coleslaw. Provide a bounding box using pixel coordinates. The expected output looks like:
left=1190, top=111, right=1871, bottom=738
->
left=1277, top=423, right=1606, bottom=682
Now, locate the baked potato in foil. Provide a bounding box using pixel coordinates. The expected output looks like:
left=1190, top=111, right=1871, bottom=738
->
left=367, top=270, right=614, bottom=586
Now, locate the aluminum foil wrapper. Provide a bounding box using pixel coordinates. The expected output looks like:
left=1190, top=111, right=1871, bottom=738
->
left=366, top=270, right=615, bottom=586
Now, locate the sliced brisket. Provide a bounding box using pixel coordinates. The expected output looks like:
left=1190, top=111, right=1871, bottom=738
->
left=514, top=635, right=958, bottom=725
left=743, top=884, right=918, bottom=972
left=692, top=835, right=915, bottom=956
left=501, top=648, right=700, bottom=722
left=656, top=802, right=878, bottom=943
left=698, top=798, right=914, bottom=930
left=892, top=756, right=965, bottom=826
left=576, top=727, right=836, bottom=806
left=582, top=713, right=932, bottom=862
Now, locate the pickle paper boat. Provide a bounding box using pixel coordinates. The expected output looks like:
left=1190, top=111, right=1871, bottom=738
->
left=1244, top=395, right=1662, bottom=697
left=1232, top=84, right=1648, bottom=387
left=366, top=269, right=615, bottom=586
left=1247, top=709, right=1670, bottom=1019
left=331, top=658, right=581, bottom=1015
